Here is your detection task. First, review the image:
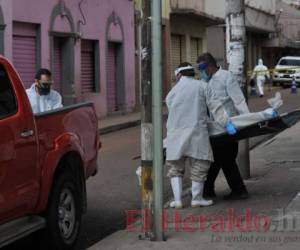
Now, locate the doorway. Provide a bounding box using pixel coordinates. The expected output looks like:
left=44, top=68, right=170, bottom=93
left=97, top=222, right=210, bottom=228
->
left=107, top=42, right=124, bottom=113
left=52, top=36, right=75, bottom=105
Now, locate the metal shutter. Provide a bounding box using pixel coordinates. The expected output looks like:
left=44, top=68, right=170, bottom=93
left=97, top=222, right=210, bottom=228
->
left=107, top=43, right=117, bottom=112
left=12, top=23, right=37, bottom=89
left=191, top=38, right=203, bottom=78
left=53, top=38, right=61, bottom=92
left=191, top=38, right=203, bottom=66
left=171, top=34, right=186, bottom=81
left=171, top=35, right=181, bottom=81
left=81, top=40, right=95, bottom=93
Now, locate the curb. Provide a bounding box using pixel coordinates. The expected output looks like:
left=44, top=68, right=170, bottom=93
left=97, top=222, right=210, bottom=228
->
left=98, top=114, right=168, bottom=135
left=99, top=120, right=141, bottom=135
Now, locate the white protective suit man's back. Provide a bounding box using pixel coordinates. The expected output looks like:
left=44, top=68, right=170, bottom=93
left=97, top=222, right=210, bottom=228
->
left=208, top=68, right=249, bottom=117
left=26, top=84, right=63, bottom=114
left=166, top=76, right=230, bottom=161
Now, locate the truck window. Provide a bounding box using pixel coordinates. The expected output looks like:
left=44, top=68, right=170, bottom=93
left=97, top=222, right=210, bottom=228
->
left=0, top=65, right=17, bottom=119
left=279, top=59, right=300, bottom=66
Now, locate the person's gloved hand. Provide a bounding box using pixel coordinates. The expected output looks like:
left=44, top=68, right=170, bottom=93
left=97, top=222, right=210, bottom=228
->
left=225, top=121, right=237, bottom=135
left=272, top=110, right=279, bottom=118
left=265, top=108, right=279, bottom=119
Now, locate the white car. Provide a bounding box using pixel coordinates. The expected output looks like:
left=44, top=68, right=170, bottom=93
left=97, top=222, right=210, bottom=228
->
left=273, top=56, right=300, bottom=87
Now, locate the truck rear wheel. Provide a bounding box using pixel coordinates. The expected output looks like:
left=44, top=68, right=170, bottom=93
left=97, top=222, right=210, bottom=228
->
left=44, top=171, right=82, bottom=250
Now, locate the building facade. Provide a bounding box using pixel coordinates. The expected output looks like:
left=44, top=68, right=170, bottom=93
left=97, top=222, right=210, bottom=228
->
left=164, top=0, right=223, bottom=88
left=205, top=0, right=300, bottom=71
left=161, top=0, right=278, bottom=93
left=0, top=0, right=135, bottom=118
left=205, top=0, right=277, bottom=71
left=282, top=0, right=300, bottom=7
left=263, top=0, right=300, bottom=68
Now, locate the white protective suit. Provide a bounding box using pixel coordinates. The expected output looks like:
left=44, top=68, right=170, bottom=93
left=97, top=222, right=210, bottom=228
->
left=26, top=84, right=63, bottom=114
left=165, top=76, right=230, bottom=161
left=253, top=59, right=270, bottom=96
left=208, top=68, right=249, bottom=118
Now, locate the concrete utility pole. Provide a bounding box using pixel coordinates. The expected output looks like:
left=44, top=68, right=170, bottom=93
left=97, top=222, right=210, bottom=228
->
left=151, top=0, right=164, bottom=242
left=140, top=0, right=153, bottom=240
left=225, top=0, right=250, bottom=179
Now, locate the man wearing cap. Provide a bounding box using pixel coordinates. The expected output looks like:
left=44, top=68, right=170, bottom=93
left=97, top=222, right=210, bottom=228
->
left=165, top=62, right=237, bottom=209
left=197, top=52, right=250, bottom=200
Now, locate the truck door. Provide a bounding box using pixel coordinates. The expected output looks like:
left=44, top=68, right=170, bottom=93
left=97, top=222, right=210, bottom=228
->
left=0, top=64, right=39, bottom=223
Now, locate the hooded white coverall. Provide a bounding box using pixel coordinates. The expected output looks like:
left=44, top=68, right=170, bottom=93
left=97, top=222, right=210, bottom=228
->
left=26, top=84, right=63, bottom=114
left=253, top=59, right=270, bottom=96
left=165, top=76, right=230, bottom=182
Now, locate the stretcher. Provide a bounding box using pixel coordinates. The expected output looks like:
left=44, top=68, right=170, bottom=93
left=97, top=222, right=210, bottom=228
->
left=210, top=109, right=300, bottom=146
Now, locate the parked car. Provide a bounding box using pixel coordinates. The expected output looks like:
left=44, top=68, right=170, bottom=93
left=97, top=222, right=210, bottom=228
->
left=273, top=56, right=300, bottom=87
left=0, top=56, right=100, bottom=249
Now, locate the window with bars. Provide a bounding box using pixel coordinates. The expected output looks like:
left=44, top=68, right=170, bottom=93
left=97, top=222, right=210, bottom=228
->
left=191, top=37, right=203, bottom=78
left=190, top=37, right=203, bottom=65
left=171, top=34, right=186, bottom=82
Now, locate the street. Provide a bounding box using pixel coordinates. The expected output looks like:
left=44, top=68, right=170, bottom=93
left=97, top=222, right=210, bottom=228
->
left=1, top=0, right=300, bottom=249
left=78, top=126, right=141, bottom=248
left=79, top=87, right=300, bottom=248
left=88, top=115, right=300, bottom=250
left=3, top=87, right=300, bottom=250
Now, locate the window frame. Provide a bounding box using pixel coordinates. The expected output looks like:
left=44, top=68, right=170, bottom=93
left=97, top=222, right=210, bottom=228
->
left=0, top=64, right=18, bottom=120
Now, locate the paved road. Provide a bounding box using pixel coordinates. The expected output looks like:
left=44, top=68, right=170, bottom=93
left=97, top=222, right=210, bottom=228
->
left=78, top=125, right=174, bottom=249
left=79, top=87, right=300, bottom=249
left=78, top=126, right=142, bottom=248
left=3, top=127, right=142, bottom=250
left=3, top=87, right=300, bottom=250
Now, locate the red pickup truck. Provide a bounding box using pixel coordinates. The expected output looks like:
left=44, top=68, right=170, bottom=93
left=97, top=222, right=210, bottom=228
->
left=0, top=56, right=100, bottom=249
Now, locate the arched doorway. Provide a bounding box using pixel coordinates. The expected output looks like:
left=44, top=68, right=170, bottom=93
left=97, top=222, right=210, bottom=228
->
left=106, top=12, right=125, bottom=113
left=49, top=2, right=76, bottom=105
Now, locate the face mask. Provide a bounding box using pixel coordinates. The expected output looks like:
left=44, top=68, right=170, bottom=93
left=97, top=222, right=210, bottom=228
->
left=199, top=70, right=210, bottom=82
left=37, top=81, right=52, bottom=95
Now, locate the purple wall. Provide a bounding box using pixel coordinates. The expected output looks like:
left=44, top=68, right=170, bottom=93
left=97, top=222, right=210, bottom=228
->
left=1, top=0, right=135, bottom=117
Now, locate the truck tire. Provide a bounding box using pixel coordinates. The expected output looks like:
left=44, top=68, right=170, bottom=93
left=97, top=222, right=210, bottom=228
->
left=44, top=171, right=82, bottom=250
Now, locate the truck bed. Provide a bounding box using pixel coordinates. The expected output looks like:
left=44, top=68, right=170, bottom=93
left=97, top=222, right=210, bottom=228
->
left=35, top=102, right=98, bottom=178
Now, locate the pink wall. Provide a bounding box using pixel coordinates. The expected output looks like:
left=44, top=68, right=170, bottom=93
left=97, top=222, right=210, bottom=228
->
left=0, top=0, right=12, bottom=63
left=2, top=0, right=136, bottom=118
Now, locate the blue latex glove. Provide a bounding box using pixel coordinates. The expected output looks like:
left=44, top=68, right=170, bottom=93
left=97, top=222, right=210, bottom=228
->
left=225, top=121, right=237, bottom=135
left=272, top=110, right=279, bottom=118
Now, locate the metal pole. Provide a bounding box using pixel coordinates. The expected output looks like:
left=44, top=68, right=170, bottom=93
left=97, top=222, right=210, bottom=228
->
left=151, top=0, right=164, bottom=242
left=225, top=0, right=250, bottom=179
left=140, top=0, right=153, bottom=239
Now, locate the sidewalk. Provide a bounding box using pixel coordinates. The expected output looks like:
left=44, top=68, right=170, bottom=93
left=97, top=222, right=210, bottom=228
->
left=98, top=112, right=141, bottom=135
left=89, top=121, right=300, bottom=250
left=98, top=107, right=168, bottom=134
